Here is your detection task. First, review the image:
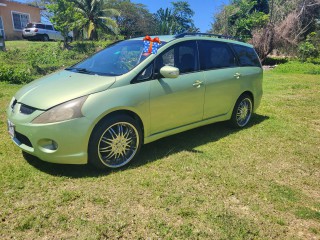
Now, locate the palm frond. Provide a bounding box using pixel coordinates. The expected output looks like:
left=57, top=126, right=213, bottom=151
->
left=102, top=8, right=120, bottom=17
left=97, top=17, right=119, bottom=34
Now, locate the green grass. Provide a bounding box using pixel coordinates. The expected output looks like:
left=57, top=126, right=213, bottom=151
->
left=0, top=40, right=111, bottom=84
left=1, top=61, right=320, bottom=238
left=4, top=40, right=57, bottom=50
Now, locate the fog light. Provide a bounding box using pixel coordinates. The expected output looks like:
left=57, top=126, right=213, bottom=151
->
left=38, top=139, right=58, bottom=152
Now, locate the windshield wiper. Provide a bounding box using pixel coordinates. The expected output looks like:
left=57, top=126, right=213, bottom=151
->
left=65, top=67, right=118, bottom=76
left=65, top=67, right=94, bottom=74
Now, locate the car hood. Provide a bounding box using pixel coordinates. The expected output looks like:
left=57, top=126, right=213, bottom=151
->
left=15, top=70, right=116, bottom=110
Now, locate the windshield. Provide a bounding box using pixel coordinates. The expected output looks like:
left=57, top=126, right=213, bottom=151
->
left=67, top=40, right=165, bottom=76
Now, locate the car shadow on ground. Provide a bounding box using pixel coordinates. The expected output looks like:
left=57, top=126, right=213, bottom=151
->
left=24, top=114, right=269, bottom=178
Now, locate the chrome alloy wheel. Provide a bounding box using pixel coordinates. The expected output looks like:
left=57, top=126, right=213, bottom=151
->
left=98, top=122, right=139, bottom=168
left=236, top=98, right=252, bottom=127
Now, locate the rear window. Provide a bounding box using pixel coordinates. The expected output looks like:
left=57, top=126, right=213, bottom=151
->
left=232, top=44, right=261, bottom=67
left=26, top=23, right=35, bottom=28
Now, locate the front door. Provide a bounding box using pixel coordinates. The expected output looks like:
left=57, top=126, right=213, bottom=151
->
left=149, top=40, right=205, bottom=134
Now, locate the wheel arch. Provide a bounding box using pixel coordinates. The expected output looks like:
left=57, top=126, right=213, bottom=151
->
left=91, top=109, right=145, bottom=144
left=240, top=91, right=254, bottom=108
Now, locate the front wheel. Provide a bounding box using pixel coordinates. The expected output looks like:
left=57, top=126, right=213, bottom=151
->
left=230, top=94, right=253, bottom=128
left=88, top=115, right=142, bottom=169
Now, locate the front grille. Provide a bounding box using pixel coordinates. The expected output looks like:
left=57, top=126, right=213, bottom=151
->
left=15, top=132, right=33, bottom=148
left=20, top=104, right=37, bottom=115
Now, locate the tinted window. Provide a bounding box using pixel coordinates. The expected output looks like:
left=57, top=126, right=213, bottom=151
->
left=136, top=64, right=154, bottom=81
left=35, top=24, right=45, bottom=29
left=232, top=44, right=261, bottom=67
left=155, top=41, right=198, bottom=74
left=45, top=25, right=54, bottom=30
left=26, top=23, right=35, bottom=28
left=198, top=41, right=236, bottom=70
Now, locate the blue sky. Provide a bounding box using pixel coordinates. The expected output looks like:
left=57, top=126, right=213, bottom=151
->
left=23, top=0, right=230, bottom=32
left=131, top=0, right=230, bottom=32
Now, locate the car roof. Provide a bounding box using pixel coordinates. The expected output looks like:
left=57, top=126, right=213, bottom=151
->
left=129, top=33, right=253, bottom=48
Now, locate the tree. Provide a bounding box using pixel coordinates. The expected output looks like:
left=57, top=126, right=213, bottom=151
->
left=211, top=0, right=269, bottom=40
left=107, top=0, right=156, bottom=38
left=47, top=0, right=84, bottom=48
left=211, top=0, right=320, bottom=61
left=154, top=8, right=174, bottom=34
left=171, top=1, right=196, bottom=33
left=154, top=1, right=196, bottom=35
left=71, top=0, right=120, bottom=40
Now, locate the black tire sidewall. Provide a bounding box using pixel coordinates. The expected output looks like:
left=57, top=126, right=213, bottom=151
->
left=43, top=35, right=49, bottom=41
left=88, top=114, right=142, bottom=169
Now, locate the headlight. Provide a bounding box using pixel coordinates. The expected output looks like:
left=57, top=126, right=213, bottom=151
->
left=32, top=96, right=88, bottom=124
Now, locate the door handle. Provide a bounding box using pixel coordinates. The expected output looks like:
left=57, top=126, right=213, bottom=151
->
left=234, top=73, right=241, bottom=79
left=193, top=80, right=203, bottom=88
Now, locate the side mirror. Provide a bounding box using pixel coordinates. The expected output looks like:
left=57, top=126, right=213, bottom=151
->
left=160, top=66, right=180, bottom=78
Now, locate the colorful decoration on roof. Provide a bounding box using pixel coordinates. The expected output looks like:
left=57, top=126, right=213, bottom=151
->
left=143, top=35, right=161, bottom=55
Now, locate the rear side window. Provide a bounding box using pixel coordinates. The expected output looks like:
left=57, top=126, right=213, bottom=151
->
left=198, top=41, right=237, bottom=70
left=45, top=25, right=54, bottom=30
left=35, top=24, right=45, bottom=29
left=232, top=44, right=261, bottom=67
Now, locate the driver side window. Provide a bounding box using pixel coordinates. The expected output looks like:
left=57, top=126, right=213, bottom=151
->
left=154, top=48, right=174, bottom=74
left=154, top=41, right=198, bottom=75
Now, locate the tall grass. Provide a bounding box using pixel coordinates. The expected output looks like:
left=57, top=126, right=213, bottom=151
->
left=0, top=40, right=111, bottom=84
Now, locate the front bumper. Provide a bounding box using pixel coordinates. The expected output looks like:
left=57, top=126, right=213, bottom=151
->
left=7, top=103, right=93, bottom=164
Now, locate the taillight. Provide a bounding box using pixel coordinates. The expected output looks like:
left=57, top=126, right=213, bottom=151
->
left=34, top=28, right=38, bottom=32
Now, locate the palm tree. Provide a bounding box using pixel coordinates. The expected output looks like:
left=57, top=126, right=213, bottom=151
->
left=154, top=8, right=174, bottom=35
left=72, top=0, right=120, bottom=40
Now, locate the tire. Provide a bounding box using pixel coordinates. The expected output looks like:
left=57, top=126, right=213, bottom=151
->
left=88, top=114, right=142, bottom=169
left=230, top=94, right=253, bottom=128
left=42, top=34, right=49, bottom=41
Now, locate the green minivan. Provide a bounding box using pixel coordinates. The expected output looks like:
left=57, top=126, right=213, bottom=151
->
left=7, top=33, right=263, bottom=169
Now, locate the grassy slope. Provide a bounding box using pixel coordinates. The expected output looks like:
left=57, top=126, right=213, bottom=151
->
left=0, top=73, right=320, bottom=238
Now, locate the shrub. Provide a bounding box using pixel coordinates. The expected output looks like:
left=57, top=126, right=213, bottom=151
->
left=298, top=32, right=319, bottom=62
left=273, top=61, right=320, bottom=75
left=0, top=64, right=33, bottom=84
left=263, top=56, right=289, bottom=65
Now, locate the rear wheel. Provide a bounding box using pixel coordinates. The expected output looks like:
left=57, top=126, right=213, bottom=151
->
left=88, top=114, right=142, bottom=169
left=230, top=94, right=253, bottom=128
left=42, top=34, right=49, bottom=41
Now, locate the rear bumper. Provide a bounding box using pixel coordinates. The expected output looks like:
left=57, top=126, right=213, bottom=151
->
left=22, top=33, right=42, bottom=40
